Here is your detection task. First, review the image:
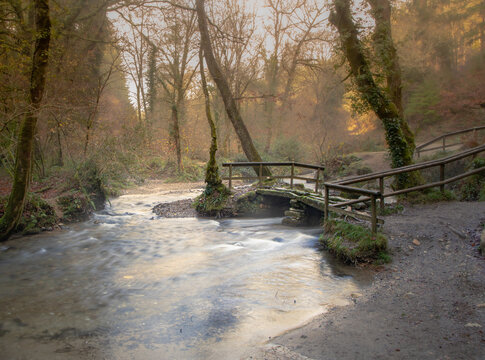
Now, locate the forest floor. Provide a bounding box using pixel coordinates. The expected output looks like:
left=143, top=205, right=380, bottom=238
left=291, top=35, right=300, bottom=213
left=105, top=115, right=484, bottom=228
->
left=246, top=201, right=485, bottom=360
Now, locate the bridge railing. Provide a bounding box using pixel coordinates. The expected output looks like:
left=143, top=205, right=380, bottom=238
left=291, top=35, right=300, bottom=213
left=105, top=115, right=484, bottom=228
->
left=415, top=125, right=485, bottom=158
left=325, top=144, right=485, bottom=234
left=221, top=162, right=325, bottom=192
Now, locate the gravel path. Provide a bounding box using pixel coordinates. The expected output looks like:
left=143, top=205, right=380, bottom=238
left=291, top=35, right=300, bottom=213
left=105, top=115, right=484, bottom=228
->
left=247, top=201, right=485, bottom=360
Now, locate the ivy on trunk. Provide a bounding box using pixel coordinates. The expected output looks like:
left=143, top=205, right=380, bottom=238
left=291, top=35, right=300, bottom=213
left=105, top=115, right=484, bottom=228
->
left=330, top=0, right=415, bottom=189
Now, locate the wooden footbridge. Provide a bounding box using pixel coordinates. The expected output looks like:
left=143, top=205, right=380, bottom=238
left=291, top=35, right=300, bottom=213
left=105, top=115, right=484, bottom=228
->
left=222, top=127, right=485, bottom=233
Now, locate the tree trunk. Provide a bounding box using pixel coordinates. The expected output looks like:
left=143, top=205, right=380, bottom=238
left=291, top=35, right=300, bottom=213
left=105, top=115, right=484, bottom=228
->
left=0, top=0, right=51, bottom=242
left=264, top=55, right=278, bottom=153
left=199, top=48, right=221, bottom=188
left=330, top=0, right=414, bottom=189
left=195, top=0, right=270, bottom=176
left=367, top=0, right=415, bottom=152
left=56, top=122, right=63, bottom=167
left=171, top=105, right=182, bottom=173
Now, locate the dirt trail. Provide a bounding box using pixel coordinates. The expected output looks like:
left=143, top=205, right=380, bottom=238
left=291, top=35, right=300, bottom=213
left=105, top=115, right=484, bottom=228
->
left=248, top=201, right=485, bottom=359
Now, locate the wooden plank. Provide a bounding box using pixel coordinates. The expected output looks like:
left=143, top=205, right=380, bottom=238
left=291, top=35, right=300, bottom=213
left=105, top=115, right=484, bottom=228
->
left=327, top=205, right=385, bottom=224
left=332, top=196, right=372, bottom=207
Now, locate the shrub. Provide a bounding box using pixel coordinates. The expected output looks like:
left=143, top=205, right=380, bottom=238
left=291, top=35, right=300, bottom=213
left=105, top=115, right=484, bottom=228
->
left=458, top=157, right=485, bottom=201
left=403, top=188, right=456, bottom=204
left=57, top=191, right=94, bottom=222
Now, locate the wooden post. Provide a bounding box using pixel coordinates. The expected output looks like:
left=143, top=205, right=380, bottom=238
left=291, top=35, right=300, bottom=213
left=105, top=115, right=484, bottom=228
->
left=228, top=164, right=232, bottom=190
left=440, top=164, right=445, bottom=193
left=324, top=185, right=329, bottom=222
left=417, top=149, right=420, bottom=158
left=259, top=163, right=263, bottom=187
left=315, top=168, right=320, bottom=193
left=442, top=136, right=446, bottom=152
left=379, top=177, right=385, bottom=211
left=290, top=162, right=294, bottom=189
left=371, top=194, right=377, bottom=235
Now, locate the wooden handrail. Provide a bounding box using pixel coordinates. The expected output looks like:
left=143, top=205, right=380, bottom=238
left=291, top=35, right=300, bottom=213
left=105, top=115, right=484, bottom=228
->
left=337, top=144, right=485, bottom=185
left=415, top=125, right=485, bottom=157
left=222, top=161, right=325, bottom=192
left=222, top=162, right=325, bottom=171
left=324, top=144, right=485, bottom=234
left=324, top=183, right=381, bottom=197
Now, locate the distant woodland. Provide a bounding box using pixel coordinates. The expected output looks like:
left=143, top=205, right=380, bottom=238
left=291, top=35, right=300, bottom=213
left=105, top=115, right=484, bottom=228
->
left=1, top=0, right=484, bottom=238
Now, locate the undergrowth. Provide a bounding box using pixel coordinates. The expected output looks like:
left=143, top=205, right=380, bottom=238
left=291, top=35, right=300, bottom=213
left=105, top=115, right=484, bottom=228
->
left=402, top=188, right=456, bottom=204
left=0, top=194, right=57, bottom=235
left=321, top=219, right=389, bottom=265
left=458, top=157, right=485, bottom=201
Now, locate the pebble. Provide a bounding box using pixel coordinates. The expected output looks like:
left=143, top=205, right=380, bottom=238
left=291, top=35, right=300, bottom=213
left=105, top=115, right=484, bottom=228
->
left=464, top=323, right=482, bottom=328
left=412, top=239, right=421, bottom=246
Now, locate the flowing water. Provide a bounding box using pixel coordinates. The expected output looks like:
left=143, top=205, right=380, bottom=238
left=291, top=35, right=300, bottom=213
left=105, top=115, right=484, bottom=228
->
left=0, top=184, right=370, bottom=359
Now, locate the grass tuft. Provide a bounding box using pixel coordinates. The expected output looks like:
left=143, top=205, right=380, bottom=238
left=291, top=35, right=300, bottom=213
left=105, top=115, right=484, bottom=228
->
left=321, top=219, right=389, bottom=265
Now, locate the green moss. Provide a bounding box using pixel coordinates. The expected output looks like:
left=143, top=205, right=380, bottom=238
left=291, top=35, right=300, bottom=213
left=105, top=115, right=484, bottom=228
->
left=0, top=194, right=57, bottom=235
left=235, top=191, right=264, bottom=214
left=321, top=219, right=389, bottom=264
left=193, top=184, right=231, bottom=216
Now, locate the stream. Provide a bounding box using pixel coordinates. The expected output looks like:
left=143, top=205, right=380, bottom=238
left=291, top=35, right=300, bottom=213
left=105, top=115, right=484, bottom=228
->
left=0, top=184, right=371, bottom=359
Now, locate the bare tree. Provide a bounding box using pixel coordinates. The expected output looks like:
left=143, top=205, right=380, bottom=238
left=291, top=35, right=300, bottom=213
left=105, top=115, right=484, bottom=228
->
left=155, top=7, right=199, bottom=172
left=196, top=0, right=270, bottom=176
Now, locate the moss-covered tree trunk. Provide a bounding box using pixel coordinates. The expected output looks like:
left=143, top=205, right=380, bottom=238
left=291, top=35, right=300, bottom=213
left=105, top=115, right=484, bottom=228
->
left=199, top=48, right=221, bottom=188
left=195, top=0, right=271, bottom=177
left=330, top=0, right=414, bottom=189
left=0, top=0, right=51, bottom=242
left=367, top=0, right=415, bottom=153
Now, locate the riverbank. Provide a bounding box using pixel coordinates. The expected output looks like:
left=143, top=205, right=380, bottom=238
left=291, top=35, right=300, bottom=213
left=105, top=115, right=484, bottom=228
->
left=247, top=201, right=485, bottom=359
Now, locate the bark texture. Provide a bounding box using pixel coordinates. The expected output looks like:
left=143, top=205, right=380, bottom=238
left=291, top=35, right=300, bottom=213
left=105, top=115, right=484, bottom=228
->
left=195, top=0, right=270, bottom=176
left=199, top=49, right=221, bottom=188
left=330, top=0, right=414, bottom=188
left=367, top=0, right=415, bottom=152
left=0, top=0, right=51, bottom=241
